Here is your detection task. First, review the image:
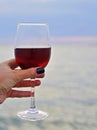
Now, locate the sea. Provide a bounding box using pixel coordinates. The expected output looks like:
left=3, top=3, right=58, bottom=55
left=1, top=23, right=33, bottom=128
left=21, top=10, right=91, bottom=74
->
left=0, top=41, right=97, bottom=130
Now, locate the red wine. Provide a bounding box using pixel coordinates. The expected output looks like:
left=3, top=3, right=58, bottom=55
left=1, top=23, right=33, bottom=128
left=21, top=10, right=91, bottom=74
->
left=15, top=47, right=51, bottom=69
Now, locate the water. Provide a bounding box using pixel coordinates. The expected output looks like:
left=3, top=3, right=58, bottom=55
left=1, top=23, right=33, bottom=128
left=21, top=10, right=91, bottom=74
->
left=0, top=43, right=97, bottom=130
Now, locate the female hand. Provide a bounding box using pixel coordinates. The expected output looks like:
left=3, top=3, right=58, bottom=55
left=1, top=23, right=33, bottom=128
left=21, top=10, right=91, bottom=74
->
left=0, top=59, right=45, bottom=104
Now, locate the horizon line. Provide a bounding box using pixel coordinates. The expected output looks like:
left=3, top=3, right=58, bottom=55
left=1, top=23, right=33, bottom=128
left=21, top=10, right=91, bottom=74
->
left=0, top=36, right=97, bottom=45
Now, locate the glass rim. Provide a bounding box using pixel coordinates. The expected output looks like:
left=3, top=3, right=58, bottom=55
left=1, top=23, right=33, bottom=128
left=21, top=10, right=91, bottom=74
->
left=18, top=23, right=48, bottom=26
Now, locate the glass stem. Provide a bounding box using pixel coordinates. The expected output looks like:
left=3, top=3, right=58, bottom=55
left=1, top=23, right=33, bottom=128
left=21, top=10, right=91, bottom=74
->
left=30, top=87, right=36, bottom=109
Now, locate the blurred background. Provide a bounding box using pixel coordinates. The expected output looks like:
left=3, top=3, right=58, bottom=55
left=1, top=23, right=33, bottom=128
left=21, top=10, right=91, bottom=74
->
left=0, top=0, right=97, bottom=44
left=0, top=0, right=97, bottom=130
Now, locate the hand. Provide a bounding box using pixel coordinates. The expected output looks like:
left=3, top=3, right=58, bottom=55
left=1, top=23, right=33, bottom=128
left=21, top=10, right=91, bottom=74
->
left=0, top=59, right=45, bottom=104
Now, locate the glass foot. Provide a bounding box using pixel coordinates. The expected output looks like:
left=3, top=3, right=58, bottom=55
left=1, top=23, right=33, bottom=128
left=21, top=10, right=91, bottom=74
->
left=17, top=108, right=48, bottom=121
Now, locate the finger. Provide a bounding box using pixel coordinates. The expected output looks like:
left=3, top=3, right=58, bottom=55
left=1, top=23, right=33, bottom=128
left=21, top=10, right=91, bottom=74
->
left=4, top=59, right=18, bottom=69
left=14, top=80, right=41, bottom=88
left=0, top=95, right=6, bottom=104
left=0, top=87, right=8, bottom=95
left=13, top=67, right=45, bottom=82
left=7, top=90, right=31, bottom=98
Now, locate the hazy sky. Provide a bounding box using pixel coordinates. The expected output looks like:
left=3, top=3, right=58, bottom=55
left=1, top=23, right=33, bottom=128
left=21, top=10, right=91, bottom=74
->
left=0, top=0, right=97, bottom=43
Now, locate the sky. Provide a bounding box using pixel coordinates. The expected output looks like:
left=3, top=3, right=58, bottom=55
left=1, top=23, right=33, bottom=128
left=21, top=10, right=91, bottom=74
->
left=0, top=0, right=97, bottom=44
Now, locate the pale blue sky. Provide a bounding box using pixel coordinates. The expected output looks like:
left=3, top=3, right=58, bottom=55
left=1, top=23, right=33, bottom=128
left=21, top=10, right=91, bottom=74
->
left=0, top=0, right=97, bottom=43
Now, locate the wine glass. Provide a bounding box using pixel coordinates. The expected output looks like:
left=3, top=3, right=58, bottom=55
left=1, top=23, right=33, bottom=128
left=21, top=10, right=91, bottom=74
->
left=14, top=23, right=51, bottom=121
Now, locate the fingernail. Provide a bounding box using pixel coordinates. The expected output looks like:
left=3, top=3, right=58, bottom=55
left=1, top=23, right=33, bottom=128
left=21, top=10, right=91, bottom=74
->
left=36, top=68, right=45, bottom=74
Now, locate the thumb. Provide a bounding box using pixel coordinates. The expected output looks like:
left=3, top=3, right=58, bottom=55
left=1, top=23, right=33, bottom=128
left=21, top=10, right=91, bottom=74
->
left=13, top=67, right=45, bottom=82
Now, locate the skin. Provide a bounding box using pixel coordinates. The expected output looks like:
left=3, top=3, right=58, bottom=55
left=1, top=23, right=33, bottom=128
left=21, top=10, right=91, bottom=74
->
left=0, top=59, right=45, bottom=104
